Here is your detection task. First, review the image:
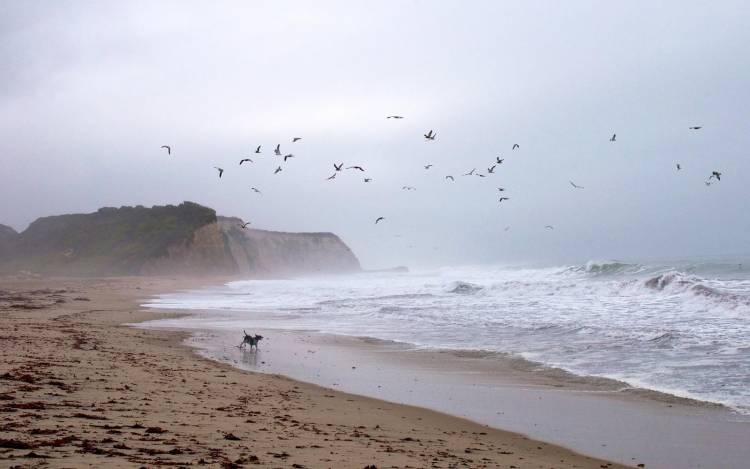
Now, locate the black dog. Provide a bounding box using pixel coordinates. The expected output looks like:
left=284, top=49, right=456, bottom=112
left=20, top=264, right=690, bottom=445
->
left=239, top=330, right=263, bottom=351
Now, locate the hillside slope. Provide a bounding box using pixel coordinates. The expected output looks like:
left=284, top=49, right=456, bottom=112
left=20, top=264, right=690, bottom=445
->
left=0, top=203, right=360, bottom=277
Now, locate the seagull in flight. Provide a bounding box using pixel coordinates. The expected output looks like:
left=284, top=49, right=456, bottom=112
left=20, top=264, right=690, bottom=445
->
left=676, top=164, right=682, bottom=171
left=239, top=158, right=253, bottom=165
left=274, top=144, right=281, bottom=156
left=238, top=221, right=251, bottom=229
left=463, top=168, right=476, bottom=176
left=375, top=217, right=385, bottom=224
left=214, top=167, right=224, bottom=178
left=445, top=175, right=455, bottom=181
left=402, top=186, right=416, bottom=191
left=160, top=145, right=171, bottom=155
left=251, top=187, right=262, bottom=194
left=487, top=165, right=496, bottom=174
left=424, top=129, right=436, bottom=141
left=545, top=225, right=554, bottom=230
left=274, top=166, right=282, bottom=174
left=689, top=126, right=702, bottom=130
left=326, top=173, right=337, bottom=180
left=705, top=180, right=712, bottom=186
left=347, top=165, right=365, bottom=171
left=364, top=178, right=372, bottom=182
left=424, top=164, right=433, bottom=170
left=475, top=173, right=486, bottom=178
left=569, top=181, right=584, bottom=189
left=255, top=145, right=261, bottom=154
left=334, top=163, right=343, bottom=171
left=504, top=226, right=511, bottom=231
left=512, top=144, right=519, bottom=150
left=610, top=133, right=616, bottom=142
left=292, top=137, right=302, bottom=142
left=496, top=157, right=504, bottom=164
left=498, top=197, right=510, bottom=203
left=497, top=187, right=505, bottom=192
left=283, top=154, right=294, bottom=162
left=709, top=171, right=722, bottom=181
left=387, top=115, right=404, bottom=119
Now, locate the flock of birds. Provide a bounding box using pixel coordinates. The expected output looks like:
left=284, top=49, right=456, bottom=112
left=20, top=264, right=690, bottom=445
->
left=159, top=120, right=722, bottom=230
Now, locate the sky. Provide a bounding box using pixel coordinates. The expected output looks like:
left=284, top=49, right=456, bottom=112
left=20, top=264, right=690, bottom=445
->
left=1, top=0, right=749, bottom=269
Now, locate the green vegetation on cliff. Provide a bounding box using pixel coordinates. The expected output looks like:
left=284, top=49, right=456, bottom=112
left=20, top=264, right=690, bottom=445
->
left=0, top=202, right=217, bottom=275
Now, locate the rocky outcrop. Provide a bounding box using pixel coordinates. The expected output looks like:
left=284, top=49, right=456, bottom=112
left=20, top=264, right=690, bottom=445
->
left=0, top=203, right=361, bottom=277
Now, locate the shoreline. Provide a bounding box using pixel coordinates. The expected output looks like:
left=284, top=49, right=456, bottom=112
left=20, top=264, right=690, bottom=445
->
left=143, top=324, right=750, bottom=469
left=0, top=276, right=629, bottom=468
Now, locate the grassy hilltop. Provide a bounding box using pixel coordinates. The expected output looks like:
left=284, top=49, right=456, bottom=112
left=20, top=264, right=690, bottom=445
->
left=0, top=202, right=217, bottom=276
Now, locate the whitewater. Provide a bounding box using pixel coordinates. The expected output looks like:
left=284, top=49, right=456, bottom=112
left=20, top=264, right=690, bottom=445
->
left=145, top=259, right=750, bottom=413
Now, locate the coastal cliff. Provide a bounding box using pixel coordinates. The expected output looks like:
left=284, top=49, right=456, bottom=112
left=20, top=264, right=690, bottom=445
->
left=0, top=202, right=360, bottom=277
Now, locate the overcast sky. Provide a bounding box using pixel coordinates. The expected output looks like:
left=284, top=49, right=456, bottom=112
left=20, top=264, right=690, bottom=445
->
left=1, top=1, right=749, bottom=268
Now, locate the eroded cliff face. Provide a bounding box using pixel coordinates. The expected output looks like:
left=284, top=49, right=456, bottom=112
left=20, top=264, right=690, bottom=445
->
left=0, top=204, right=361, bottom=277
left=141, top=217, right=361, bottom=276
left=218, top=217, right=361, bottom=276
left=139, top=222, right=238, bottom=276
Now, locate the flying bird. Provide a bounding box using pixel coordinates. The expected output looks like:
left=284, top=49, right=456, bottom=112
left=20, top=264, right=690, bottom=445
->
left=274, top=144, right=281, bottom=156
left=239, top=158, right=253, bottom=165
left=292, top=137, right=302, bottom=142
left=402, top=186, right=416, bottom=191
left=326, top=173, right=337, bottom=180
left=496, top=157, right=504, bottom=164
left=214, top=167, right=224, bottom=178
left=283, top=154, right=294, bottom=161
left=424, top=164, right=433, bottom=170
left=364, top=178, right=372, bottom=182
left=475, top=174, right=486, bottom=178
left=251, top=187, right=262, bottom=194
left=238, top=221, right=251, bottom=229
left=504, top=226, right=511, bottom=231
left=709, top=171, right=722, bottom=181
left=676, top=164, right=682, bottom=171
left=487, top=165, right=496, bottom=174
left=375, top=217, right=385, bottom=224
left=689, top=126, right=702, bottom=130
left=424, top=129, right=436, bottom=140
left=569, top=181, right=584, bottom=189
left=255, top=145, right=261, bottom=154
left=160, top=145, right=171, bottom=155
left=498, top=197, right=510, bottom=203
left=445, top=175, right=454, bottom=181
left=334, top=163, right=343, bottom=171
left=274, top=166, right=282, bottom=174
left=545, top=225, right=554, bottom=230
left=512, top=144, right=519, bottom=150
left=704, top=180, right=712, bottom=186
left=347, top=165, right=365, bottom=171
left=387, top=115, right=404, bottom=119
left=610, top=133, right=616, bottom=142
left=463, top=168, right=476, bottom=176
left=497, top=187, right=505, bottom=192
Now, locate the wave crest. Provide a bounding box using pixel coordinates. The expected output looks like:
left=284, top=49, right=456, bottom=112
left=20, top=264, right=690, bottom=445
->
left=447, top=281, right=484, bottom=294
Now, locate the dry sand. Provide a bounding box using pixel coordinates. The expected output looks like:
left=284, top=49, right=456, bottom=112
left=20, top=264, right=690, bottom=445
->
left=0, top=276, right=630, bottom=468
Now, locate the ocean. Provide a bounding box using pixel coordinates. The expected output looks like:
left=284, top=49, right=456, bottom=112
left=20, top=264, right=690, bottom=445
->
left=144, top=259, right=750, bottom=414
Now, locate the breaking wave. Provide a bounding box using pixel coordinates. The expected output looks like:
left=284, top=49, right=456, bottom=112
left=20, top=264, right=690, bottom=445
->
left=145, top=258, right=750, bottom=413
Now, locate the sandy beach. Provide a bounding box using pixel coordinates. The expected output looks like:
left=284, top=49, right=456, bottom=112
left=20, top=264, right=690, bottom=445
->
left=0, top=276, right=629, bottom=468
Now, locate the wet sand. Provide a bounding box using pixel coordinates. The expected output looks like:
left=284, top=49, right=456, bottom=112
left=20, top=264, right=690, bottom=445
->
left=154, top=327, right=750, bottom=469
left=0, top=276, right=628, bottom=468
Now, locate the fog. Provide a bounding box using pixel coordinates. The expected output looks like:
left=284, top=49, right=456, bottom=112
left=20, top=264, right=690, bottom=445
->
left=2, top=1, right=749, bottom=269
